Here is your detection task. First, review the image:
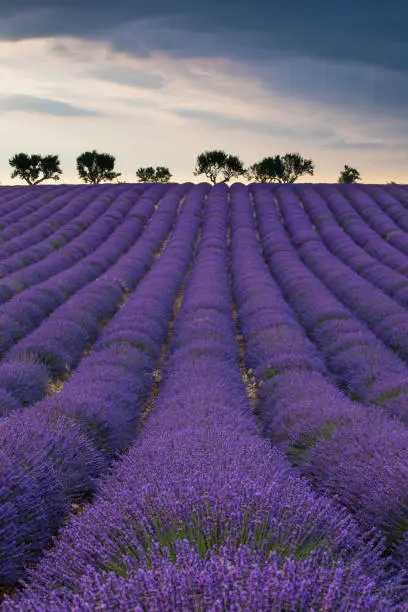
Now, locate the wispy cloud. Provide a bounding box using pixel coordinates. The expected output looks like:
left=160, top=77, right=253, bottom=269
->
left=0, top=94, right=105, bottom=116
left=324, top=139, right=386, bottom=150
left=171, top=107, right=335, bottom=141
left=89, top=65, right=166, bottom=89
left=0, top=35, right=406, bottom=185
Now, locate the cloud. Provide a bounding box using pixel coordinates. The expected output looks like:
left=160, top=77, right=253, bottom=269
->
left=243, top=57, right=408, bottom=119
left=171, top=107, right=335, bottom=141
left=0, top=1, right=406, bottom=122
left=0, top=94, right=105, bottom=116
left=0, top=1, right=406, bottom=73
left=89, top=65, right=165, bottom=89
left=0, top=7, right=406, bottom=185
left=323, top=139, right=386, bottom=150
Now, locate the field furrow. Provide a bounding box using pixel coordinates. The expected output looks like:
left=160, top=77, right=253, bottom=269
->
left=0, top=185, right=188, bottom=415
left=252, top=185, right=408, bottom=421
left=230, top=183, right=408, bottom=564
left=0, top=184, right=206, bottom=586
left=0, top=185, right=168, bottom=364
left=4, top=183, right=403, bottom=611
left=292, top=184, right=408, bottom=305
left=2, top=182, right=408, bottom=610
left=0, top=186, right=81, bottom=242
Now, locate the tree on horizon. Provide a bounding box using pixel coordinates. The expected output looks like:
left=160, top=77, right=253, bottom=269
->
left=9, top=153, right=62, bottom=185
left=247, top=153, right=315, bottom=183
left=76, top=150, right=121, bottom=184
left=136, top=166, right=172, bottom=182
left=193, top=150, right=246, bottom=184
left=338, top=165, right=361, bottom=183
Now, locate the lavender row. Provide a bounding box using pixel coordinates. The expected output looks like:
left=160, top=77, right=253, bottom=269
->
left=0, top=185, right=143, bottom=261
left=292, top=184, right=408, bottom=308
left=5, top=183, right=403, bottom=611
left=0, top=186, right=45, bottom=214
left=0, top=185, right=139, bottom=302
left=34, top=181, right=203, bottom=457
left=308, top=185, right=408, bottom=275
left=384, top=183, right=408, bottom=204
left=0, top=184, right=206, bottom=586
left=251, top=185, right=408, bottom=423
left=0, top=187, right=112, bottom=275
left=356, top=185, right=408, bottom=231
left=0, top=185, right=79, bottom=241
left=0, top=187, right=160, bottom=410
left=0, top=187, right=84, bottom=254
left=276, top=187, right=408, bottom=368
left=0, top=186, right=67, bottom=231
left=0, top=184, right=188, bottom=416
left=335, top=183, right=408, bottom=236
left=0, top=185, right=169, bottom=362
left=0, top=186, right=135, bottom=277
left=230, top=183, right=408, bottom=565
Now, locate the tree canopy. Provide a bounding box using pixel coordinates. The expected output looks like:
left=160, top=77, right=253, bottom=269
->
left=193, top=150, right=246, bottom=184
left=280, top=153, right=315, bottom=182
left=338, top=165, right=361, bottom=184
left=247, top=153, right=314, bottom=183
left=76, top=150, right=121, bottom=184
left=246, top=156, right=285, bottom=183
left=136, top=166, right=172, bottom=183
left=9, top=153, right=62, bottom=185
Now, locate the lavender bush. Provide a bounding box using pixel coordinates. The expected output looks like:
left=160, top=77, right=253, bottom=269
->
left=5, top=183, right=405, bottom=610
left=2, top=182, right=408, bottom=609
left=0, top=183, right=206, bottom=585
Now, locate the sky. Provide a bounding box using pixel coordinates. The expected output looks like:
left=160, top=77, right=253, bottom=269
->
left=0, top=1, right=407, bottom=184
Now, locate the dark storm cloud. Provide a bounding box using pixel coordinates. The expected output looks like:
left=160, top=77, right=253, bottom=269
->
left=0, top=1, right=406, bottom=72
left=0, top=1, right=407, bottom=117
left=241, top=57, right=408, bottom=119
left=0, top=94, right=105, bottom=116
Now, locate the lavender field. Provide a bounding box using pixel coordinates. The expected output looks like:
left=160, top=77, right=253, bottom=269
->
left=2, top=181, right=408, bottom=610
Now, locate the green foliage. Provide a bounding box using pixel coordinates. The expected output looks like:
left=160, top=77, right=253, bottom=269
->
left=337, top=164, right=361, bottom=184
left=76, top=149, right=121, bottom=184
left=193, top=149, right=246, bottom=184
left=288, top=422, right=339, bottom=466
left=155, top=166, right=172, bottom=182
left=373, top=385, right=408, bottom=407
left=136, top=166, right=172, bottom=183
left=280, top=153, right=315, bottom=183
left=136, top=166, right=155, bottom=182
left=247, top=153, right=315, bottom=183
left=9, top=152, right=62, bottom=185
left=246, top=156, right=285, bottom=183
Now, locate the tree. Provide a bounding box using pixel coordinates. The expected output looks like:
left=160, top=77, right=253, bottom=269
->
left=136, top=167, right=155, bottom=182
left=136, top=166, right=172, bottom=183
left=193, top=150, right=246, bottom=184
left=246, top=153, right=314, bottom=183
left=338, top=165, right=361, bottom=184
left=9, top=153, right=62, bottom=185
left=280, top=153, right=314, bottom=182
left=155, top=166, right=172, bottom=183
left=246, top=156, right=285, bottom=182
left=76, top=149, right=121, bottom=184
